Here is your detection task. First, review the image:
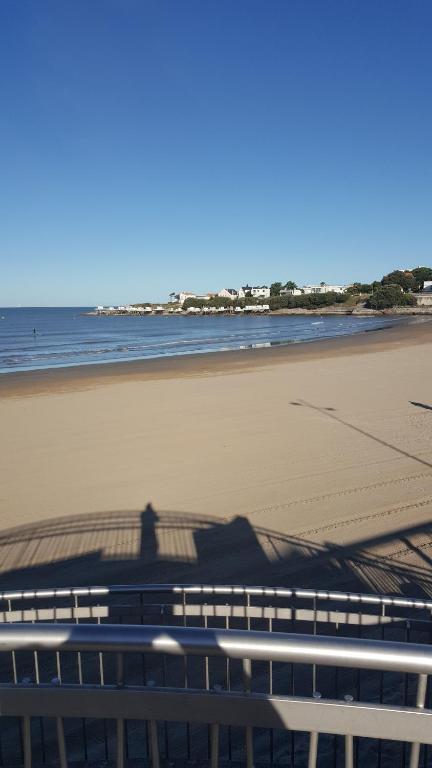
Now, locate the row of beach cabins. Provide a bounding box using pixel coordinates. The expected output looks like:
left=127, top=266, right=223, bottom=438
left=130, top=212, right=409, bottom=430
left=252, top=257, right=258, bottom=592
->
left=94, top=304, right=270, bottom=316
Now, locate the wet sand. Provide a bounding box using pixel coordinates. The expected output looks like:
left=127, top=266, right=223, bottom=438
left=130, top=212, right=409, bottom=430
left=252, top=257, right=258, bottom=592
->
left=1, top=318, right=432, bottom=595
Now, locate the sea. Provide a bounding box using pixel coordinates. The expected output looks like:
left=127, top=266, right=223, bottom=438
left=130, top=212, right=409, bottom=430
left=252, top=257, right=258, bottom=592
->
left=0, top=307, right=399, bottom=374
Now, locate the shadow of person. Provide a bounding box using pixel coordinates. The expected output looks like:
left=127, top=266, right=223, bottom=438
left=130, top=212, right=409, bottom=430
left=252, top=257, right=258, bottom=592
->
left=139, top=502, right=159, bottom=560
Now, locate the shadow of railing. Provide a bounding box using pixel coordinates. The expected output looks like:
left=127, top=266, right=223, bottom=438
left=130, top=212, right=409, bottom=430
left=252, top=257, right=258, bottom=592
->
left=0, top=504, right=432, bottom=599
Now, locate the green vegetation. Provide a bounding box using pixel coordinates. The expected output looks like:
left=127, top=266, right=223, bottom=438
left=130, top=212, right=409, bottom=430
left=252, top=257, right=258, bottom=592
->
left=270, top=280, right=298, bottom=296
left=178, top=264, right=432, bottom=314
left=366, top=285, right=417, bottom=310
left=183, top=296, right=235, bottom=310
left=346, top=283, right=373, bottom=295
left=270, top=282, right=283, bottom=296
left=381, top=270, right=417, bottom=293
left=269, top=292, right=349, bottom=311
left=411, top=267, right=432, bottom=288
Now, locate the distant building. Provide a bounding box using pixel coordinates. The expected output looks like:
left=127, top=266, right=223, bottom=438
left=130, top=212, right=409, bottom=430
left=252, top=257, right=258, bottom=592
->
left=238, top=285, right=270, bottom=299
left=415, top=280, right=432, bottom=307
left=302, top=283, right=347, bottom=295
left=218, top=288, right=239, bottom=299
left=280, top=288, right=302, bottom=296
left=172, top=291, right=213, bottom=305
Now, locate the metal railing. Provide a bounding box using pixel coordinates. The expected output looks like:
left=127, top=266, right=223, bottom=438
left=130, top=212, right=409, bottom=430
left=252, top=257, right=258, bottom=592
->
left=0, top=584, right=431, bottom=767
left=2, top=583, right=432, bottom=630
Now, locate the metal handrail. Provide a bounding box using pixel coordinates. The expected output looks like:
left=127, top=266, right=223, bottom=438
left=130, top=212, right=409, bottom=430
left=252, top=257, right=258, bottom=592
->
left=1, top=622, right=432, bottom=675
left=1, top=583, right=432, bottom=610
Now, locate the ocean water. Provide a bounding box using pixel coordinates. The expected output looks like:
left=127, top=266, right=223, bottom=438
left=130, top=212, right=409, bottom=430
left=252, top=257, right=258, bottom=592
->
left=0, top=307, right=398, bottom=374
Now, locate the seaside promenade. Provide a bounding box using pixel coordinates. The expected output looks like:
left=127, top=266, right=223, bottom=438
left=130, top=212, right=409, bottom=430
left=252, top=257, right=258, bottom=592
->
left=1, top=319, right=432, bottom=597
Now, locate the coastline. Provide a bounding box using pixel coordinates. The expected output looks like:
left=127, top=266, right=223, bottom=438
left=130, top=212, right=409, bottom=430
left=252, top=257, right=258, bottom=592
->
left=1, top=313, right=432, bottom=593
left=0, top=315, right=430, bottom=398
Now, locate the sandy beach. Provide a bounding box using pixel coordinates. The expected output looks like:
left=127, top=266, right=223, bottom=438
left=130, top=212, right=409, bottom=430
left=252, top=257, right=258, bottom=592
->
left=1, top=318, right=432, bottom=596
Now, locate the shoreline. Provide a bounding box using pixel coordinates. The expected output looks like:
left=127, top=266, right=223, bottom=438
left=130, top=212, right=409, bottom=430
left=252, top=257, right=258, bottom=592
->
left=1, top=312, right=432, bottom=595
left=1, top=315, right=430, bottom=398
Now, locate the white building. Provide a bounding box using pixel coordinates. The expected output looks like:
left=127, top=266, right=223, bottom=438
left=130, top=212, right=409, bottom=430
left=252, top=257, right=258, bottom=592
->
left=238, top=285, right=270, bottom=299
left=302, top=283, right=347, bottom=295
left=416, top=280, right=432, bottom=307
left=173, top=291, right=214, bottom=305
left=177, top=292, right=196, bottom=305
left=218, top=288, right=238, bottom=299
left=280, top=288, right=302, bottom=296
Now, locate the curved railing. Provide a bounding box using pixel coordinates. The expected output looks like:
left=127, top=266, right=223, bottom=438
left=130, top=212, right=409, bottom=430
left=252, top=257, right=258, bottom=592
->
left=0, top=585, right=431, bottom=767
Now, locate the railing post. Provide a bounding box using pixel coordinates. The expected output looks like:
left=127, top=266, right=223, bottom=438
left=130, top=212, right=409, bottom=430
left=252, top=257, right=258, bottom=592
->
left=149, top=719, right=160, bottom=768
left=308, top=731, right=318, bottom=768
left=56, top=717, right=68, bottom=768
left=409, top=673, right=428, bottom=768
left=344, top=695, right=354, bottom=768
left=210, top=723, right=219, bottom=768
left=22, top=716, right=31, bottom=768
left=116, top=652, right=125, bottom=768
left=243, top=657, right=254, bottom=768
left=308, top=692, right=321, bottom=768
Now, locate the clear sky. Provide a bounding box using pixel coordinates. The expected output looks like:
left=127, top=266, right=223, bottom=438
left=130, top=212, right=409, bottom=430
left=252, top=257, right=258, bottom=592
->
left=1, top=1, right=431, bottom=306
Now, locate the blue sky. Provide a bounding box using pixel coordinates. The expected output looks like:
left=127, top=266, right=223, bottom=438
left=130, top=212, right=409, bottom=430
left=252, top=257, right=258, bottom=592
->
left=1, top=0, right=431, bottom=306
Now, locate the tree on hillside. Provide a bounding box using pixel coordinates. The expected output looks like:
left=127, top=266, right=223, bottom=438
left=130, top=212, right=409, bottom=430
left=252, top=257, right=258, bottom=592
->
left=347, top=283, right=373, bottom=295
left=366, top=285, right=416, bottom=310
left=270, top=282, right=282, bottom=296
left=411, top=267, right=432, bottom=290
left=284, top=281, right=298, bottom=290
left=381, top=270, right=416, bottom=292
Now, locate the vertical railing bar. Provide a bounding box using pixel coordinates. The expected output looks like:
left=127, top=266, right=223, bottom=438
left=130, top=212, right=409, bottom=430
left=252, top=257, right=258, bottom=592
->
left=312, top=596, right=317, bottom=693
left=32, top=626, right=43, bottom=763
left=149, top=720, right=160, bottom=768
left=292, top=595, right=296, bottom=767
left=378, top=603, right=386, bottom=768
left=33, top=651, right=40, bottom=686
left=140, top=590, right=150, bottom=760
left=210, top=723, right=219, bottom=768
left=355, top=610, right=362, bottom=767
left=246, top=584, right=253, bottom=767
left=100, top=617, right=108, bottom=763
left=115, top=652, right=124, bottom=768
left=56, top=718, right=68, bottom=768
left=56, top=651, right=62, bottom=685
left=403, top=619, right=411, bottom=767
left=269, top=613, right=274, bottom=764
left=98, top=616, right=105, bottom=686
left=22, top=716, right=31, bottom=768
left=345, top=734, right=354, bottom=768
left=226, top=612, right=232, bottom=763
left=182, top=591, right=191, bottom=761
left=74, top=596, right=83, bottom=686
left=204, top=611, right=210, bottom=761
left=308, top=731, right=318, bottom=768
left=116, top=718, right=124, bottom=768
left=161, top=606, right=169, bottom=762
left=8, top=600, right=18, bottom=685
left=408, top=673, right=428, bottom=768
left=204, top=612, right=210, bottom=690
left=243, top=657, right=253, bottom=768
